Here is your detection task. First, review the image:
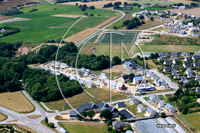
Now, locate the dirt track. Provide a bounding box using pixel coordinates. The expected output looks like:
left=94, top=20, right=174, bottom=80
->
left=52, top=14, right=84, bottom=18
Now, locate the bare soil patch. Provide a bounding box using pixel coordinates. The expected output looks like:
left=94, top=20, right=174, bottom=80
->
left=64, top=28, right=99, bottom=43
left=163, top=8, right=200, bottom=18
left=94, top=16, right=119, bottom=29
left=0, top=15, right=14, bottom=21
left=15, top=46, right=30, bottom=56
left=0, top=18, right=31, bottom=24
left=27, top=115, right=42, bottom=119
left=61, top=0, right=130, bottom=8
left=102, top=64, right=132, bottom=74
left=52, top=14, right=84, bottom=18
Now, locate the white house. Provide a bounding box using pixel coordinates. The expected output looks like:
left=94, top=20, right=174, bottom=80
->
left=164, top=103, right=176, bottom=113
left=158, top=100, right=166, bottom=108
left=145, top=108, right=156, bottom=117
left=137, top=104, right=146, bottom=112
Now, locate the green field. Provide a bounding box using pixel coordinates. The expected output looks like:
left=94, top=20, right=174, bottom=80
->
left=99, top=32, right=138, bottom=44
left=128, top=0, right=191, bottom=5
left=177, top=112, right=200, bottom=132
left=59, top=122, right=107, bottom=133
left=0, top=4, right=117, bottom=43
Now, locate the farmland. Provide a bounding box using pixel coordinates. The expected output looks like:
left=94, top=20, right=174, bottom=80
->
left=45, top=87, right=128, bottom=111
left=59, top=122, right=107, bottom=133
left=177, top=112, right=200, bottom=132
left=0, top=112, right=7, bottom=122
left=0, top=91, right=35, bottom=113
left=0, top=4, right=118, bottom=43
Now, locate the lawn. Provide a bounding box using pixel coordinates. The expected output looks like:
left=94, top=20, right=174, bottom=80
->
left=0, top=112, right=7, bottom=122
left=0, top=4, right=117, bottom=43
left=177, top=112, right=200, bottom=132
left=0, top=91, right=35, bottom=113
left=59, top=122, right=107, bottom=133
left=45, top=87, right=128, bottom=111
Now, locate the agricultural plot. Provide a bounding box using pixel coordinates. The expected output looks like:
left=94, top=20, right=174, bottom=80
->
left=99, top=31, right=138, bottom=44
left=0, top=4, right=117, bottom=43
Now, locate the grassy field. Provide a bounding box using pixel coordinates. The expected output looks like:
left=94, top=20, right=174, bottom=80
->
left=177, top=112, right=200, bottom=132
left=59, top=122, right=107, bottom=133
left=0, top=91, right=35, bottom=113
left=99, top=32, right=138, bottom=44
left=0, top=4, right=117, bottom=43
left=45, top=87, right=128, bottom=110
left=0, top=112, right=8, bottom=122
left=128, top=0, right=193, bottom=4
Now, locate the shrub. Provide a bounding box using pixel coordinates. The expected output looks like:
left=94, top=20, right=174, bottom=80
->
left=47, top=123, right=54, bottom=128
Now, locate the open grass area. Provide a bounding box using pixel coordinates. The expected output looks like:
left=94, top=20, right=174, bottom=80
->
left=177, top=112, right=200, bottom=132
left=59, top=122, right=107, bottom=133
left=0, top=91, right=35, bottom=113
left=45, top=87, right=128, bottom=111
left=41, top=119, right=59, bottom=133
left=128, top=0, right=193, bottom=4
left=0, top=4, right=117, bottom=43
left=0, top=112, right=8, bottom=122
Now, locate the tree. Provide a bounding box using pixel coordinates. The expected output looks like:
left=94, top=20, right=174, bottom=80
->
left=84, top=12, right=88, bottom=16
left=75, top=3, right=78, bottom=6
left=108, top=127, right=113, bottom=132
left=76, top=114, right=83, bottom=120
left=112, top=129, right=121, bottom=133
left=90, top=13, right=94, bottom=17
left=120, top=114, right=126, bottom=121
left=181, top=96, right=190, bottom=104
left=112, top=56, right=121, bottom=65
left=123, top=20, right=130, bottom=26
left=81, top=8, right=86, bottom=11
left=126, top=22, right=137, bottom=29
left=81, top=111, right=88, bottom=118
left=113, top=25, right=117, bottom=30
left=100, top=109, right=112, bottom=120
left=161, top=112, right=167, bottom=118
left=124, top=2, right=128, bottom=6
left=141, top=20, right=145, bottom=24
left=88, top=110, right=95, bottom=119
left=107, top=120, right=112, bottom=126
left=45, top=117, right=48, bottom=124
left=139, top=15, right=144, bottom=19
left=126, top=125, right=133, bottom=131
left=90, top=6, right=95, bottom=9
left=150, top=17, right=154, bottom=21
left=47, top=123, right=54, bottom=128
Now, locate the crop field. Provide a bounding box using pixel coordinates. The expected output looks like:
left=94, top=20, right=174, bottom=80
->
left=0, top=4, right=117, bottom=43
left=59, top=122, right=107, bottom=133
left=45, top=87, right=128, bottom=110
left=99, top=31, right=138, bottom=44
left=0, top=91, right=35, bottom=113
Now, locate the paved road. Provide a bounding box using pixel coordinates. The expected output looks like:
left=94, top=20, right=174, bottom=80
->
left=149, top=69, right=179, bottom=90
left=0, top=106, right=54, bottom=133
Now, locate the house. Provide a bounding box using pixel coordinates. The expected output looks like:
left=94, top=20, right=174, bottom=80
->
left=116, top=82, right=126, bottom=90
left=185, top=68, right=193, bottom=75
left=157, top=57, right=164, bottom=62
left=178, top=6, right=186, bottom=10
left=195, top=50, right=200, bottom=56
left=69, top=110, right=78, bottom=120
left=149, top=93, right=160, bottom=103
left=119, top=109, right=135, bottom=119
left=192, top=55, right=199, bottom=60
left=164, top=103, right=176, bottom=113
left=192, top=28, right=199, bottom=37
left=188, top=23, right=194, bottom=28
left=163, top=60, right=172, bottom=66
left=181, top=77, right=190, bottom=84
left=85, top=81, right=95, bottom=88
left=160, top=81, right=169, bottom=89
left=137, top=104, right=146, bottom=112
left=159, top=52, right=168, bottom=57
left=76, top=101, right=98, bottom=113
left=196, top=87, right=200, bottom=93
left=170, top=52, right=179, bottom=58
left=172, top=71, right=180, bottom=79
left=181, top=52, right=190, bottom=57
left=183, top=62, right=191, bottom=68
left=129, top=97, right=139, bottom=105
left=112, top=121, right=130, bottom=129
left=140, top=5, right=153, bottom=9
left=184, top=57, right=191, bottom=62
left=158, top=100, right=166, bottom=108
left=99, top=73, right=107, bottom=82
left=122, top=73, right=134, bottom=83
left=172, top=58, right=180, bottom=64
left=195, top=75, right=200, bottom=83
left=135, top=83, right=155, bottom=92
left=193, top=62, right=200, bottom=67
left=104, top=79, right=116, bottom=89
left=123, top=60, right=136, bottom=70
left=145, top=108, right=156, bottom=117
left=133, top=76, right=143, bottom=84
left=101, top=105, right=119, bottom=117
left=96, top=101, right=109, bottom=112
left=116, top=102, right=126, bottom=108
left=172, top=66, right=178, bottom=72
left=163, top=67, right=171, bottom=73
left=79, top=79, right=85, bottom=85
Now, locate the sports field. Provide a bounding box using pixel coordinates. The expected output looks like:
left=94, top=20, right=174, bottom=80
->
left=0, top=91, right=35, bottom=113
left=45, top=87, right=128, bottom=110
left=59, top=122, right=107, bottom=133
left=0, top=4, right=117, bottom=43
left=99, top=32, right=138, bottom=44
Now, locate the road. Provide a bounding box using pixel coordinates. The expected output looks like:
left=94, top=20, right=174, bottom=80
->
left=0, top=106, right=54, bottom=133
left=149, top=69, right=179, bottom=90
